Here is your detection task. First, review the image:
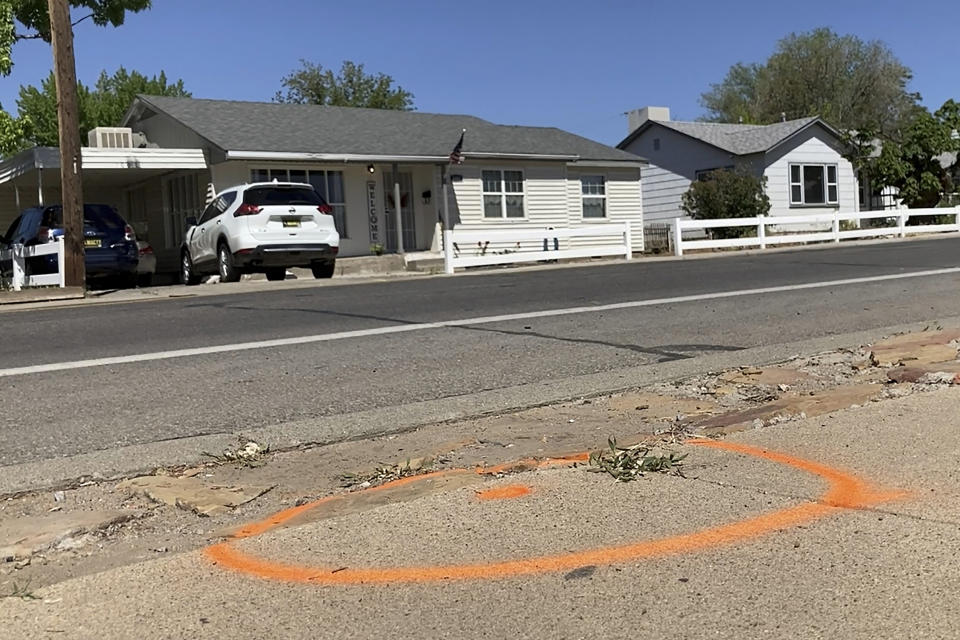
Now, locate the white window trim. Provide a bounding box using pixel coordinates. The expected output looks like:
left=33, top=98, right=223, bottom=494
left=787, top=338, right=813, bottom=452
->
left=482, top=169, right=526, bottom=219
left=250, top=167, right=348, bottom=238
left=581, top=175, right=607, bottom=219
left=790, top=163, right=839, bottom=206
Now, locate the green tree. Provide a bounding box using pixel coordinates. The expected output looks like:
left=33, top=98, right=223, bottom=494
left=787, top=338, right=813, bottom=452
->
left=274, top=60, right=414, bottom=110
left=1, top=0, right=151, bottom=76
left=1, top=67, right=189, bottom=154
left=870, top=101, right=960, bottom=209
left=701, top=28, right=919, bottom=137
left=681, top=170, right=771, bottom=238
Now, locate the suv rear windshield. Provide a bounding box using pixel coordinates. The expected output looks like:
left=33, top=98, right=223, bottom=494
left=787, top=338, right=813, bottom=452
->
left=243, top=186, right=326, bottom=207
left=41, top=204, right=126, bottom=230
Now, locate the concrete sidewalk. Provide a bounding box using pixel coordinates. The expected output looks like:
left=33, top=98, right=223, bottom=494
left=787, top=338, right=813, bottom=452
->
left=2, top=387, right=958, bottom=639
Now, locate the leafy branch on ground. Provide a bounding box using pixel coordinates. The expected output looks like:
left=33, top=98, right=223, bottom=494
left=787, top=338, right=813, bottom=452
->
left=338, top=456, right=436, bottom=489
left=3, top=580, right=39, bottom=600
left=202, top=439, right=269, bottom=468
left=587, top=438, right=687, bottom=482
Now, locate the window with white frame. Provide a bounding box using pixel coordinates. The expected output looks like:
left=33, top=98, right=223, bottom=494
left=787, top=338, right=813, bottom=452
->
left=581, top=175, right=606, bottom=218
left=482, top=170, right=525, bottom=218
left=789, top=163, right=838, bottom=206
left=250, top=168, right=347, bottom=237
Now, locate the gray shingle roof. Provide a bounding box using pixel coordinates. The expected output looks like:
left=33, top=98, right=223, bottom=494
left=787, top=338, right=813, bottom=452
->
left=621, top=117, right=828, bottom=155
left=129, top=96, right=642, bottom=163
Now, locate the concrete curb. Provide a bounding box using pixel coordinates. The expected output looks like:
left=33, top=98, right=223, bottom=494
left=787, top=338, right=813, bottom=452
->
left=0, top=287, right=85, bottom=305
left=2, top=315, right=957, bottom=498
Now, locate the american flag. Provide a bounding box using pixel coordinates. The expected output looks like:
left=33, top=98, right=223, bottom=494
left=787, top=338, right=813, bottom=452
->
left=449, top=129, right=465, bottom=164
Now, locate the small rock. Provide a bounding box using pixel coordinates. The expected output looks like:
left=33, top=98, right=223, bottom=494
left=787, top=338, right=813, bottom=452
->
left=14, top=557, right=30, bottom=570
left=777, top=384, right=789, bottom=392
left=55, top=535, right=88, bottom=552
left=52, top=491, right=65, bottom=503
left=150, top=547, right=169, bottom=553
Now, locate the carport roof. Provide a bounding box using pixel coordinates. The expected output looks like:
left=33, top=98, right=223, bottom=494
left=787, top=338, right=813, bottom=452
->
left=124, top=96, right=645, bottom=165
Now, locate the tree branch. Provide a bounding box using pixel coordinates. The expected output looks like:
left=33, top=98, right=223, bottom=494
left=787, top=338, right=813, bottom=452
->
left=14, top=12, right=95, bottom=42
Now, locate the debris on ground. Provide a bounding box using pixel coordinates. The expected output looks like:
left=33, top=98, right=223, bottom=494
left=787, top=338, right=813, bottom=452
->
left=115, top=476, right=274, bottom=517
left=0, top=511, right=135, bottom=561
left=202, top=439, right=270, bottom=467
left=339, top=456, right=441, bottom=489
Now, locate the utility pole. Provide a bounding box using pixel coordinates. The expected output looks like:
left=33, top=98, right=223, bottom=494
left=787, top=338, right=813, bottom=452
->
left=47, top=0, right=85, bottom=288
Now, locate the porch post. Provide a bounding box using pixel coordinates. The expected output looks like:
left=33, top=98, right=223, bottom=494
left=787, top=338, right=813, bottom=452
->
left=37, top=165, right=44, bottom=206
left=392, top=162, right=404, bottom=253
left=14, top=185, right=20, bottom=209
left=441, top=164, right=453, bottom=274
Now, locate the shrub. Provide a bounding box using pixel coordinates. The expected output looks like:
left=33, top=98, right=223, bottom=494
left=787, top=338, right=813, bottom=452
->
left=681, top=169, right=771, bottom=239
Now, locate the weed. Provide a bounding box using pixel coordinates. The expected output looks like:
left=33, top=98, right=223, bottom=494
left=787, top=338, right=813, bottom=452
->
left=587, top=437, right=687, bottom=482
left=4, top=581, right=40, bottom=601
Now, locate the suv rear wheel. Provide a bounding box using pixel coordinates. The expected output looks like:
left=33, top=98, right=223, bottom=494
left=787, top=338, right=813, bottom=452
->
left=311, top=260, right=335, bottom=279
left=218, top=242, right=241, bottom=283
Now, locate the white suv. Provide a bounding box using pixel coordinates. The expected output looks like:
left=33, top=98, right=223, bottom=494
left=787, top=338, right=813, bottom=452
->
left=181, top=182, right=340, bottom=285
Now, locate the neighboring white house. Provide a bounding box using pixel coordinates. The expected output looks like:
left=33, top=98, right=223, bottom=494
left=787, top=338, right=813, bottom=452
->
left=617, top=107, right=860, bottom=228
left=0, top=96, right=646, bottom=275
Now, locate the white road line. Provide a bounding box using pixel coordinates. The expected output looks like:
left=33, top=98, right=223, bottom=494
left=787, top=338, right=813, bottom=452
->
left=3, top=267, right=960, bottom=378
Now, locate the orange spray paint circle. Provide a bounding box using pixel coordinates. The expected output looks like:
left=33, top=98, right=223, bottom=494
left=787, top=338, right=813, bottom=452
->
left=205, top=440, right=907, bottom=586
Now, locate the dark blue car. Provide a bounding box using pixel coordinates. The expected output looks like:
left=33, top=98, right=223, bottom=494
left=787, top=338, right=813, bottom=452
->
left=1, top=204, right=139, bottom=286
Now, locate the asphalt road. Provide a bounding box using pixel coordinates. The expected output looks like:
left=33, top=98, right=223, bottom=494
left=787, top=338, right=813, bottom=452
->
left=3, top=237, right=960, bottom=467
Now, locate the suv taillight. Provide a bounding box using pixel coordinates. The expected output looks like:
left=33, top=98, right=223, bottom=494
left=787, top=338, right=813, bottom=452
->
left=235, top=203, right=262, bottom=217
left=317, top=204, right=333, bottom=215
left=124, top=225, right=136, bottom=242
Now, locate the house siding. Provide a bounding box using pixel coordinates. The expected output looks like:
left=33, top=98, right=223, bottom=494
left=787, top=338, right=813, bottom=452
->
left=764, top=134, right=857, bottom=222
left=621, top=125, right=736, bottom=223
left=566, top=168, right=643, bottom=250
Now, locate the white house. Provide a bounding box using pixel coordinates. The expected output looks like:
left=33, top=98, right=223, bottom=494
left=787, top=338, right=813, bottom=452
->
left=0, top=96, right=646, bottom=276
left=617, top=107, right=860, bottom=228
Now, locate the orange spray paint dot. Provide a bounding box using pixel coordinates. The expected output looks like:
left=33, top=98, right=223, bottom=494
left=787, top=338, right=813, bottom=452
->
left=476, top=484, right=533, bottom=501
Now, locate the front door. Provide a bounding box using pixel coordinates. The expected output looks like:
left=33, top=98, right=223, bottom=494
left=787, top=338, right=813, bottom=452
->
left=383, top=172, right=416, bottom=253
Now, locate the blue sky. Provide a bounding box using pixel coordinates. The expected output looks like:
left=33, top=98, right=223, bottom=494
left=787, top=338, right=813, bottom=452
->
left=3, top=0, right=958, bottom=146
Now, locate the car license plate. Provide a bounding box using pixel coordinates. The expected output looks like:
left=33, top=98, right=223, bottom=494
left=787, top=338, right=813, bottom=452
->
left=282, top=218, right=301, bottom=228
left=84, top=238, right=101, bottom=248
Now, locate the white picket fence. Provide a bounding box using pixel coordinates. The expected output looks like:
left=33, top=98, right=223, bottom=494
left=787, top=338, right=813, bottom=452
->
left=0, top=238, right=66, bottom=290
left=443, top=223, right=632, bottom=273
left=672, top=208, right=960, bottom=257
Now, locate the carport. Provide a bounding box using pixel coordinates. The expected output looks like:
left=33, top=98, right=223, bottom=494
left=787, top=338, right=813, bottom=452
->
left=0, top=146, right=208, bottom=270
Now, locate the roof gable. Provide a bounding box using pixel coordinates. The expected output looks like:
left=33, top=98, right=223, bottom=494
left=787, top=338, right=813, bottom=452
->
left=619, top=117, right=841, bottom=156
left=124, top=96, right=643, bottom=164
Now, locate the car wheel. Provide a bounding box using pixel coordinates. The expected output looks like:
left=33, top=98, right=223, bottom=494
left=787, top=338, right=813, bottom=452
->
left=265, top=267, right=286, bottom=282
left=218, top=243, right=241, bottom=283
left=181, top=250, right=201, bottom=286
left=311, top=260, right=336, bottom=279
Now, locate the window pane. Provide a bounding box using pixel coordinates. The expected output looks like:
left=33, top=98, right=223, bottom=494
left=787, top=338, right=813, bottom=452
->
left=583, top=198, right=606, bottom=218
left=251, top=169, right=269, bottom=182
left=289, top=169, right=307, bottom=184
left=269, top=169, right=289, bottom=182
left=827, top=165, right=837, bottom=183
left=828, top=185, right=838, bottom=203
left=483, top=195, right=502, bottom=218
left=327, top=171, right=345, bottom=204
left=790, top=165, right=801, bottom=183
left=308, top=171, right=328, bottom=200
left=333, top=205, right=347, bottom=238
left=803, top=165, right=825, bottom=204
left=505, top=195, right=524, bottom=218
left=503, top=171, right=523, bottom=193
left=582, top=175, right=605, bottom=195
left=482, top=171, right=501, bottom=193
left=791, top=185, right=803, bottom=203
